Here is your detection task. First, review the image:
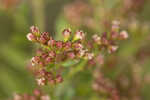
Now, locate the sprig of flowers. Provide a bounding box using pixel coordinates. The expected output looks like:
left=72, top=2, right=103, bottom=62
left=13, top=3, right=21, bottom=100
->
left=11, top=89, right=50, bottom=100
left=27, top=21, right=128, bottom=86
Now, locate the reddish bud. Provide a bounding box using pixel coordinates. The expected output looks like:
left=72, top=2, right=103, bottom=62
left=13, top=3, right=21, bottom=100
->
left=30, top=26, right=40, bottom=34
left=48, top=38, right=55, bottom=47
left=56, top=41, right=63, bottom=49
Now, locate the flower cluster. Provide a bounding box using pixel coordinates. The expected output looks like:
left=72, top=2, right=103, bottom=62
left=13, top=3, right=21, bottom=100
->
left=92, top=71, right=120, bottom=100
left=27, top=21, right=128, bottom=86
left=11, top=89, right=50, bottom=100
left=92, top=20, right=128, bottom=53
left=27, top=26, right=94, bottom=85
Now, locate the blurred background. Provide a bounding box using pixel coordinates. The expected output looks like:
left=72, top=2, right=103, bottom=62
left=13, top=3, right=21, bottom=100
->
left=0, top=0, right=150, bottom=100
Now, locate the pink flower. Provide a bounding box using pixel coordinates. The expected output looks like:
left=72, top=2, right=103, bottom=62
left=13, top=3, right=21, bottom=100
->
left=36, top=77, right=46, bottom=86
left=119, top=30, right=128, bottom=39
left=31, top=56, right=40, bottom=66
left=26, top=33, right=36, bottom=41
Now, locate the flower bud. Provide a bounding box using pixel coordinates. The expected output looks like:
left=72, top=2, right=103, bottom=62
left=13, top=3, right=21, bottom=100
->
left=48, top=38, right=55, bottom=47
left=62, top=28, right=71, bottom=41
left=63, top=42, right=72, bottom=50
left=31, top=56, right=40, bottom=66
left=39, top=35, right=47, bottom=44
left=56, top=41, right=63, bottom=49
left=74, top=30, right=85, bottom=41
left=30, top=26, right=40, bottom=35
left=26, top=33, right=36, bottom=41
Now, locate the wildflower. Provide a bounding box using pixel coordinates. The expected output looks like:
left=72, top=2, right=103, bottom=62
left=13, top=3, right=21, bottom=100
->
left=26, top=25, right=127, bottom=86
left=119, top=30, right=128, bottom=39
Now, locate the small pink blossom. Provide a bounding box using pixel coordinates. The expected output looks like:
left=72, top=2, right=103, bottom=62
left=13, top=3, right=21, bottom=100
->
left=30, top=26, right=40, bottom=33
left=36, top=77, right=46, bottom=86
left=26, top=33, right=36, bottom=41
left=120, top=30, right=128, bottom=39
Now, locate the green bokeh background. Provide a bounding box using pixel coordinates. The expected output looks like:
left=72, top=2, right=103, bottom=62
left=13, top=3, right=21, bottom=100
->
left=0, top=0, right=150, bottom=100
